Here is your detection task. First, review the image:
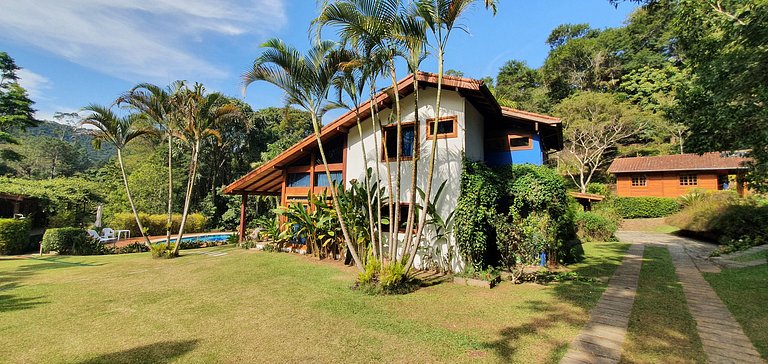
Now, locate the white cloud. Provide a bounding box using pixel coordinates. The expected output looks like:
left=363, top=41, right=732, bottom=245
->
left=0, top=0, right=287, bottom=82
left=16, top=68, right=52, bottom=101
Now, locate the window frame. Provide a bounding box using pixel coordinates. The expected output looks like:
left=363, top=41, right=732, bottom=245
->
left=507, top=133, right=533, bottom=151
left=381, top=121, right=418, bottom=162
left=380, top=203, right=414, bottom=233
left=631, top=175, right=647, bottom=187
left=425, top=115, right=458, bottom=139
left=679, top=174, right=698, bottom=186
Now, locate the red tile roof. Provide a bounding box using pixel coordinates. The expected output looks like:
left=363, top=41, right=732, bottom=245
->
left=501, top=106, right=561, bottom=125
left=607, top=152, right=750, bottom=174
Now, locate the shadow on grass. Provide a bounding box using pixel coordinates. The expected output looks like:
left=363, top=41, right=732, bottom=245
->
left=554, top=242, right=629, bottom=310
left=0, top=257, right=103, bottom=313
left=79, top=339, right=199, bottom=364
left=480, top=300, right=585, bottom=362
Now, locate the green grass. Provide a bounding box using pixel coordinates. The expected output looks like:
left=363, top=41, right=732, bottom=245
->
left=704, top=264, right=768, bottom=360
left=652, top=224, right=679, bottom=234
left=621, top=247, right=706, bottom=364
left=0, top=243, right=628, bottom=363
left=731, top=249, right=767, bottom=263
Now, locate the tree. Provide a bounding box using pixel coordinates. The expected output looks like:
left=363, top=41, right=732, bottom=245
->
left=672, top=0, right=768, bottom=190
left=243, top=38, right=365, bottom=271
left=408, top=0, right=497, bottom=273
left=494, top=60, right=551, bottom=112
left=0, top=52, right=39, bottom=170
left=119, top=81, right=185, bottom=247
left=554, top=92, right=645, bottom=193
left=172, top=83, right=241, bottom=256
left=80, top=105, right=153, bottom=247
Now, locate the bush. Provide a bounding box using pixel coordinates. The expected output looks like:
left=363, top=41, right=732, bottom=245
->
left=355, top=260, right=417, bottom=295
left=602, top=197, right=680, bottom=218
left=41, top=227, right=107, bottom=255
left=0, top=218, right=31, bottom=255
left=575, top=211, right=619, bottom=241
left=668, top=191, right=768, bottom=250
left=150, top=243, right=176, bottom=258
left=586, top=182, right=610, bottom=196
left=109, top=213, right=207, bottom=236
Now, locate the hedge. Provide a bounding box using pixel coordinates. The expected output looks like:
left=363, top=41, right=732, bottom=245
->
left=575, top=211, right=619, bottom=241
left=0, top=218, right=30, bottom=255
left=109, top=213, right=207, bottom=236
left=604, top=197, right=680, bottom=219
left=42, top=227, right=84, bottom=255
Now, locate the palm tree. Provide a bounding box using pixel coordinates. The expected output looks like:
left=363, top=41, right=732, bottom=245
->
left=118, top=81, right=185, bottom=246
left=243, top=38, right=365, bottom=271
left=406, top=0, right=497, bottom=272
left=172, top=83, right=241, bottom=256
left=80, top=104, right=153, bottom=248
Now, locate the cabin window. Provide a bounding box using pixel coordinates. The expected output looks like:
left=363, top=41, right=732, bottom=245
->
left=315, top=137, right=345, bottom=164
left=314, top=171, right=343, bottom=187
left=382, top=123, right=417, bottom=161
left=679, top=174, right=698, bottom=186
left=508, top=134, right=532, bottom=150
left=380, top=203, right=412, bottom=232
left=286, top=173, right=311, bottom=187
left=426, top=116, right=458, bottom=138
left=631, top=175, right=647, bottom=187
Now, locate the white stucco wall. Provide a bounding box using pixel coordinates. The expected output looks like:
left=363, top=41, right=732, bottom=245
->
left=464, top=99, right=485, bottom=162
left=345, top=87, right=475, bottom=271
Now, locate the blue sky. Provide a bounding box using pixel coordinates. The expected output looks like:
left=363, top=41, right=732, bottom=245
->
left=0, top=0, right=637, bottom=123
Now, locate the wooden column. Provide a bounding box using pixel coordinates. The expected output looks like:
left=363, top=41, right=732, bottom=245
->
left=239, top=193, right=248, bottom=243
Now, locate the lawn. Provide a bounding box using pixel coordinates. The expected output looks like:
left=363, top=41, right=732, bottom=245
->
left=0, top=242, right=627, bottom=363
left=620, top=246, right=706, bottom=363
left=705, top=263, right=768, bottom=360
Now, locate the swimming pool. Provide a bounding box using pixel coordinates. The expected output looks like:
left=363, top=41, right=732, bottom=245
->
left=152, top=233, right=234, bottom=245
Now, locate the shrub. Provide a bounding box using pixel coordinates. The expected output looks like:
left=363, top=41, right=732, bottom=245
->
left=0, top=218, right=31, bottom=255
left=667, top=191, right=768, bottom=250
left=150, top=243, right=176, bottom=258
left=602, top=197, right=680, bottom=218
left=575, top=211, right=619, bottom=241
left=109, top=213, right=207, bottom=236
left=41, top=227, right=107, bottom=255
left=355, top=260, right=416, bottom=295
left=586, top=182, right=610, bottom=196
left=455, top=160, right=501, bottom=269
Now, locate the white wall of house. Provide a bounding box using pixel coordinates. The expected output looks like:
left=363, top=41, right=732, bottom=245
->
left=345, top=87, right=474, bottom=271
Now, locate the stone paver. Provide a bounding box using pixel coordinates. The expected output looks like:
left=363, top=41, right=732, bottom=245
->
left=561, top=243, right=644, bottom=364
left=617, top=231, right=765, bottom=364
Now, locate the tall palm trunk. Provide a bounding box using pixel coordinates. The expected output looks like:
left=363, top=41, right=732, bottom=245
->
left=407, top=52, right=445, bottom=272
left=401, top=72, right=420, bottom=260
left=368, top=82, right=385, bottom=261
left=173, top=139, right=200, bottom=255
left=311, top=116, right=364, bottom=271
left=388, top=62, right=403, bottom=261
left=116, top=148, right=152, bottom=248
left=353, top=109, right=378, bottom=260
left=165, top=134, right=173, bottom=246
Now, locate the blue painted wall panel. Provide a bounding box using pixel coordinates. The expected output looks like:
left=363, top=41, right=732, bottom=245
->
left=485, top=133, right=544, bottom=166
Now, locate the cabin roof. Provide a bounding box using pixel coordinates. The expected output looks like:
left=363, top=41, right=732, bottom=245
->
left=607, top=152, right=751, bottom=174
left=224, top=72, right=562, bottom=195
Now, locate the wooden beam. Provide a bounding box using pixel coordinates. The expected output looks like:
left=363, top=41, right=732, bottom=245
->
left=239, top=193, right=248, bottom=243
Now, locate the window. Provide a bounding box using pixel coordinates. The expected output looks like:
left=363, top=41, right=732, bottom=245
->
left=287, top=173, right=310, bottom=187
left=380, top=203, right=412, bottom=232
left=315, top=171, right=343, bottom=187
left=631, top=175, right=647, bottom=187
left=679, top=174, right=698, bottom=186
left=508, top=134, right=531, bottom=150
left=426, top=116, right=458, bottom=138
left=382, top=123, right=417, bottom=161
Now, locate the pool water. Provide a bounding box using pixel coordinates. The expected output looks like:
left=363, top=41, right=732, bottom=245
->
left=153, top=233, right=234, bottom=245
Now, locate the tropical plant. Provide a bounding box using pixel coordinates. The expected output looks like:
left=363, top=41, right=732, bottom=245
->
left=243, top=38, right=364, bottom=271
left=80, top=104, right=153, bottom=247
left=118, top=81, right=185, bottom=246
left=171, top=83, right=241, bottom=256
left=407, top=0, right=498, bottom=273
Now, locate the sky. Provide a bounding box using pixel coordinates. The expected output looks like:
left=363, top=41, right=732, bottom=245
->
left=0, top=0, right=638, bottom=123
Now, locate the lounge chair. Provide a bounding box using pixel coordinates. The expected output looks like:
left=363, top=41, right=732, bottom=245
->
left=87, top=229, right=117, bottom=243
left=102, top=228, right=116, bottom=239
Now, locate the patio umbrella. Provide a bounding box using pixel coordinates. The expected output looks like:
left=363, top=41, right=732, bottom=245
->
left=94, top=205, right=102, bottom=228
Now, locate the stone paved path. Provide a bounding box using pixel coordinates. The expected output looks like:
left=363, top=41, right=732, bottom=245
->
left=561, top=243, right=645, bottom=364
left=618, top=232, right=765, bottom=364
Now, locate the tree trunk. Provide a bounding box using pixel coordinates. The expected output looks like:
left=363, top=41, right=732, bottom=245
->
left=407, top=51, right=445, bottom=273
left=402, top=72, right=421, bottom=260
left=311, top=116, right=364, bottom=271
left=166, top=134, right=173, bottom=246
left=369, top=82, right=385, bottom=261
left=117, top=148, right=152, bottom=248
left=389, top=63, right=403, bottom=262
left=354, top=109, right=377, bottom=262
left=173, top=139, right=200, bottom=255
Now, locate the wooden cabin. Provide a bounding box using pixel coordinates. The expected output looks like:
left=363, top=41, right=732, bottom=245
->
left=607, top=152, right=750, bottom=198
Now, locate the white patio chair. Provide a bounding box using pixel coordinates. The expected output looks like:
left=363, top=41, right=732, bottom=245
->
left=102, top=228, right=116, bottom=239
left=87, top=229, right=116, bottom=243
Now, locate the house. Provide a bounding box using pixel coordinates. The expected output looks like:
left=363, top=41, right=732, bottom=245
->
left=224, top=72, right=563, bottom=267
left=607, top=152, right=751, bottom=198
